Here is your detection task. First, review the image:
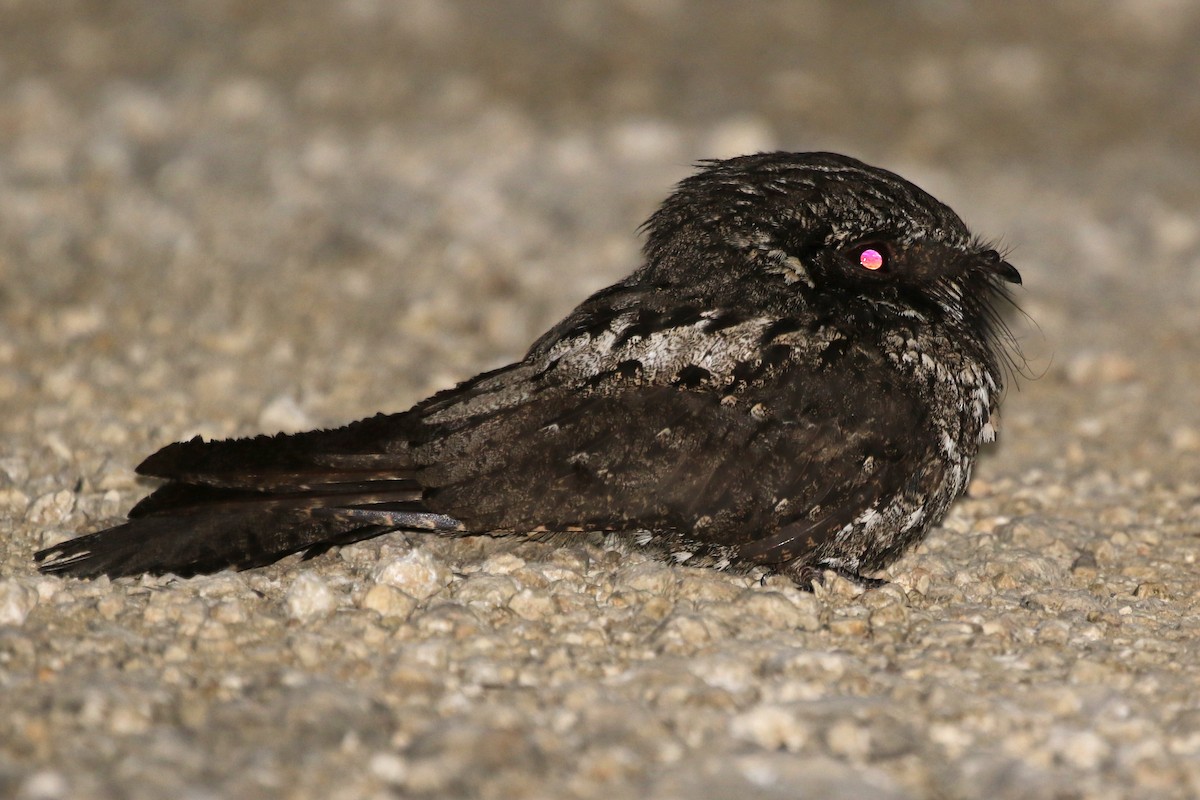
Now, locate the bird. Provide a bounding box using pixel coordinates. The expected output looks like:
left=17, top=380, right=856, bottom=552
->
left=35, top=151, right=1022, bottom=587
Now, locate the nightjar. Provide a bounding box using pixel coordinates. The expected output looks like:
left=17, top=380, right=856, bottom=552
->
left=36, top=152, right=1022, bottom=586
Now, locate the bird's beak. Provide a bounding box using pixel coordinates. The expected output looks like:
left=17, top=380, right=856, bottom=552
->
left=978, top=249, right=1022, bottom=285
left=994, top=259, right=1022, bottom=285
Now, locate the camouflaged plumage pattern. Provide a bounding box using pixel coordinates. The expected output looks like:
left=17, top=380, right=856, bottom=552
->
left=37, top=152, right=1022, bottom=585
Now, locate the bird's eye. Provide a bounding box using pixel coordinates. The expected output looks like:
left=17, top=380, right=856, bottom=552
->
left=858, top=247, right=885, bottom=271
left=851, top=242, right=890, bottom=273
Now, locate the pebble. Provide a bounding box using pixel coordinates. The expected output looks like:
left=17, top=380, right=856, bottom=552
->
left=285, top=573, right=338, bottom=621
left=734, top=589, right=821, bottom=631
left=613, top=561, right=679, bottom=595
left=0, top=487, right=30, bottom=515
left=359, top=584, right=418, bottom=619
left=256, top=394, right=317, bottom=433
left=454, top=574, right=519, bottom=609
left=0, top=580, right=39, bottom=626
left=26, top=491, right=75, bottom=525
left=372, top=547, right=453, bottom=600
left=653, top=612, right=719, bottom=653
left=508, top=588, right=556, bottom=620
left=368, top=752, right=409, bottom=785
left=730, top=704, right=812, bottom=751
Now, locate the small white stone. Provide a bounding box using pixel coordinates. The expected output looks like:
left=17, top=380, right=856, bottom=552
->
left=508, top=588, right=555, bottom=621
left=18, top=770, right=70, bottom=799
left=360, top=584, right=417, bottom=619
left=454, top=575, right=519, bottom=609
left=0, top=487, right=30, bottom=515
left=285, top=572, right=337, bottom=621
left=614, top=561, right=677, bottom=594
left=0, top=580, right=38, bottom=626
left=1051, top=727, right=1109, bottom=770
left=737, top=589, right=819, bottom=631
left=730, top=704, right=811, bottom=751
left=691, top=655, right=756, bottom=694
left=27, top=490, right=75, bottom=524
left=654, top=612, right=716, bottom=650
left=369, top=752, right=409, bottom=785
left=257, top=394, right=316, bottom=434
left=827, top=719, right=871, bottom=759
left=478, top=552, right=525, bottom=574
left=372, top=547, right=451, bottom=600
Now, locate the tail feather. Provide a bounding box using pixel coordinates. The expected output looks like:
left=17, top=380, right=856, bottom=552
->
left=136, top=419, right=417, bottom=492
left=35, top=498, right=463, bottom=578
left=34, top=509, right=388, bottom=578
left=34, top=417, right=462, bottom=579
left=128, top=479, right=424, bottom=517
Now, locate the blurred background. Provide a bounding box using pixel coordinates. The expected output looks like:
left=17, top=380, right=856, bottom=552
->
left=3, top=2, right=1199, bottom=798
left=3, top=1, right=1198, bottom=480
left=3, top=1, right=1198, bottom=472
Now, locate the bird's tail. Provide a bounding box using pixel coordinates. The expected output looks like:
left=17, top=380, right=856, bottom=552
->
left=34, top=418, right=462, bottom=579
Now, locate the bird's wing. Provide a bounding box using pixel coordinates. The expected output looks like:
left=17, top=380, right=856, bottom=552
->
left=36, top=318, right=929, bottom=578
left=412, top=361, right=932, bottom=569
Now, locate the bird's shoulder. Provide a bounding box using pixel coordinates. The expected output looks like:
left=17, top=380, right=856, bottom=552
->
left=411, top=284, right=927, bottom=443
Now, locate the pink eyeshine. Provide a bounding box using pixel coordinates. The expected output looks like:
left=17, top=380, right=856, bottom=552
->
left=859, top=248, right=885, bottom=271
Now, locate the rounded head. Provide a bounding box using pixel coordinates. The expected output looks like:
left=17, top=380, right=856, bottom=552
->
left=639, top=151, right=1020, bottom=321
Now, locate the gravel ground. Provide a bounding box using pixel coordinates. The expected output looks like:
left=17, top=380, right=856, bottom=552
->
left=3, top=2, right=1200, bottom=798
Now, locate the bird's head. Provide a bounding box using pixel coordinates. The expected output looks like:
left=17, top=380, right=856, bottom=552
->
left=639, top=151, right=1023, bottom=365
